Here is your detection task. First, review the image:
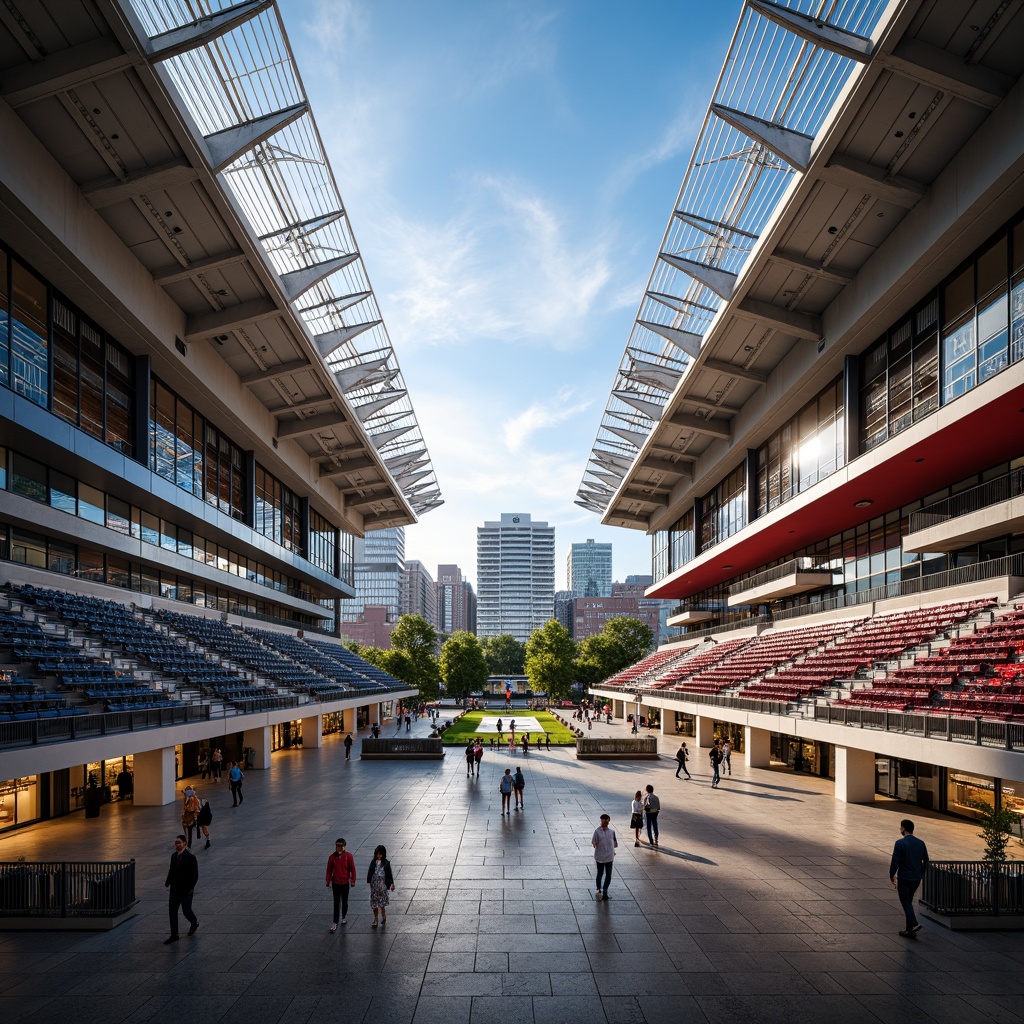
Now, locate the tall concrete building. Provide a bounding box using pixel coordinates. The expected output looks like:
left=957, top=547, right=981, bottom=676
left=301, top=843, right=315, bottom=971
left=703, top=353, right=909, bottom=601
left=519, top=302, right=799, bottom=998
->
left=401, top=559, right=437, bottom=628
left=567, top=538, right=613, bottom=597
left=436, top=564, right=476, bottom=635
left=477, top=513, right=555, bottom=641
left=342, top=527, right=405, bottom=623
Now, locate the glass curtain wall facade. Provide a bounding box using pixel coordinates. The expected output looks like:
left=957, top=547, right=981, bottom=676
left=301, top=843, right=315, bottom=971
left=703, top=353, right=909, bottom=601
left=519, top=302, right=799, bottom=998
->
left=0, top=234, right=354, bottom=629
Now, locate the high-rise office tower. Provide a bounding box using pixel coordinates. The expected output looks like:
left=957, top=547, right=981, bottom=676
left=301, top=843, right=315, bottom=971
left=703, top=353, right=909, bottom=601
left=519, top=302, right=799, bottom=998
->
left=401, top=559, right=438, bottom=628
left=554, top=589, right=577, bottom=636
left=567, top=539, right=613, bottom=597
left=477, top=514, right=555, bottom=641
left=341, top=526, right=405, bottom=622
left=436, top=564, right=477, bottom=635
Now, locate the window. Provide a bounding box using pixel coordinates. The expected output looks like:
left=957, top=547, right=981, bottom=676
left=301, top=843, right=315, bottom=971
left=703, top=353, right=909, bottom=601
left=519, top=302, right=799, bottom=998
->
left=78, top=484, right=105, bottom=526
left=49, top=470, right=76, bottom=515
left=0, top=251, right=8, bottom=387
left=10, top=453, right=46, bottom=503
left=11, top=528, right=46, bottom=568
left=10, top=260, right=47, bottom=407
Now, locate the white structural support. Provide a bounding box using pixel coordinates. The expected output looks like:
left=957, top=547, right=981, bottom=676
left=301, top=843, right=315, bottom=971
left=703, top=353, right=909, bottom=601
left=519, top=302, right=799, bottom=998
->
left=147, top=0, right=273, bottom=61
left=302, top=715, right=324, bottom=749
left=243, top=727, right=272, bottom=771
left=203, top=103, right=309, bottom=173
left=637, top=320, right=703, bottom=358
left=834, top=746, right=877, bottom=804
left=134, top=746, right=176, bottom=807
left=658, top=254, right=737, bottom=300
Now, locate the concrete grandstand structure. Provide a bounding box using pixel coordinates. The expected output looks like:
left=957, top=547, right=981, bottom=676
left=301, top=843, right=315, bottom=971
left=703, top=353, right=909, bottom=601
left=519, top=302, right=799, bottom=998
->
left=0, top=0, right=435, bottom=825
left=581, top=0, right=1024, bottom=818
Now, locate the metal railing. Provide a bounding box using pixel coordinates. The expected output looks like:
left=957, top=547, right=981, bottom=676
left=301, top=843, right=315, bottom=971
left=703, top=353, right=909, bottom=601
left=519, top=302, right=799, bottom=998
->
left=727, top=558, right=837, bottom=597
left=772, top=553, right=1024, bottom=623
left=813, top=705, right=1024, bottom=751
left=910, top=468, right=1024, bottom=533
left=0, top=685, right=402, bottom=751
left=0, top=860, right=137, bottom=918
left=664, top=614, right=771, bottom=643
left=921, top=861, right=1024, bottom=917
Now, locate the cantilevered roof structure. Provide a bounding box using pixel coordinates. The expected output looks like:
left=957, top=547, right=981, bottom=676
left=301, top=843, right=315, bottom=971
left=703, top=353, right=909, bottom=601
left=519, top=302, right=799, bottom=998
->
left=0, top=0, right=440, bottom=530
left=577, top=0, right=1024, bottom=531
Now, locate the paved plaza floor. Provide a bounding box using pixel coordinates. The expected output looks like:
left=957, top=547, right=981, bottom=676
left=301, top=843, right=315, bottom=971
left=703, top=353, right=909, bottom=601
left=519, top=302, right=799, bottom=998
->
left=2, top=720, right=1024, bottom=1024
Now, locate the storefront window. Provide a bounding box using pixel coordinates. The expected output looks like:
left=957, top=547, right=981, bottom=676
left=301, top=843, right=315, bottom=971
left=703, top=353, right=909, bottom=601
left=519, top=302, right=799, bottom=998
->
left=0, top=776, right=38, bottom=829
left=946, top=770, right=995, bottom=819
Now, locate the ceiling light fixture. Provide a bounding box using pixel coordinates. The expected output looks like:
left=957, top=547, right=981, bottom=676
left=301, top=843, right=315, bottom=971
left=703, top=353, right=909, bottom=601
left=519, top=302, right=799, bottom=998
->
left=854, top=499, right=872, bottom=508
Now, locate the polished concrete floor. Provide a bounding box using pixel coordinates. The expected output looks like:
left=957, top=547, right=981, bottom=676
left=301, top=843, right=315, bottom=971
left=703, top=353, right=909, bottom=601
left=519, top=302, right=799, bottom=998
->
left=2, top=719, right=1023, bottom=1024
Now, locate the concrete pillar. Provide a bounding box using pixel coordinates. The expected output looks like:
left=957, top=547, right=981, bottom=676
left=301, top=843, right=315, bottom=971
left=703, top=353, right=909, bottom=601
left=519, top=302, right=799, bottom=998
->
left=745, top=726, right=771, bottom=768
left=134, top=746, right=176, bottom=806
left=373, top=703, right=381, bottom=726
left=342, top=707, right=356, bottom=733
left=835, top=745, right=876, bottom=804
left=695, top=715, right=715, bottom=748
left=659, top=712, right=668, bottom=735
left=302, top=714, right=323, bottom=749
left=243, top=726, right=271, bottom=770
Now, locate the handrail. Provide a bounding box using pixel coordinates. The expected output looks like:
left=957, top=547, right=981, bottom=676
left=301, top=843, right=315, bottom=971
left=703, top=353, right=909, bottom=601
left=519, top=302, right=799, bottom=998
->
left=665, top=614, right=771, bottom=643
left=910, top=467, right=1024, bottom=533
left=727, top=558, right=836, bottom=597
left=772, top=553, right=1024, bottom=622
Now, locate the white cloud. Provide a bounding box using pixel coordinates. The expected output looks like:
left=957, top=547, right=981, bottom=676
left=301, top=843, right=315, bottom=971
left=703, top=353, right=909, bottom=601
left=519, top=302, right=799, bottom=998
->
left=377, top=174, right=614, bottom=351
left=502, top=390, right=591, bottom=454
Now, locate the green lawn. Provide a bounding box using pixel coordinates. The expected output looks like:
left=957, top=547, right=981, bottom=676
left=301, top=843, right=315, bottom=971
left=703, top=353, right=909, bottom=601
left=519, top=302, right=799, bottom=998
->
left=440, top=710, right=578, bottom=746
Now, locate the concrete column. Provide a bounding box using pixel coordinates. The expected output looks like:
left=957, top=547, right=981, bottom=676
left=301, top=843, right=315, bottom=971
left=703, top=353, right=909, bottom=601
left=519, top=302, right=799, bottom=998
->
left=134, top=746, right=176, bottom=806
left=659, top=712, right=668, bottom=735
left=695, top=715, right=715, bottom=748
left=243, top=726, right=271, bottom=770
left=745, top=726, right=771, bottom=768
left=373, top=703, right=381, bottom=726
left=302, top=714, right=323, bottom=749
left=835, top=745, right=876, bottom=804
left=342, top=707, right=356, bottom=733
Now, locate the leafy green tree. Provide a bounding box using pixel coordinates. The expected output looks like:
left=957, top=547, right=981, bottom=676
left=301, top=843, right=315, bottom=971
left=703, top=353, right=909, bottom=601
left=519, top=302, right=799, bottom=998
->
left=574, top=632, right=617, bottom=687
left=358, top=646, right=413, bottom=685
left=390, top=614, right=441, bottom=699
left=574, top=617, right=655, bottom=686
left=440, top=631, right=488, bottom=702
left=973, top=801, right=1019, bottom=862
left=481, top=634, right=526, bottom=675
left=602, top=616, right=655, bottom=667
left=525, top=620, right=576, bottom=700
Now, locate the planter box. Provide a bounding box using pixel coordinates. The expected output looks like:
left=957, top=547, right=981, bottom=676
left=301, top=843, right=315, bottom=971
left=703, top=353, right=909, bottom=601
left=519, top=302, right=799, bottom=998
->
left=576, top=737, right=659, bottom=759
left=360, top=738, right=444, bottom=759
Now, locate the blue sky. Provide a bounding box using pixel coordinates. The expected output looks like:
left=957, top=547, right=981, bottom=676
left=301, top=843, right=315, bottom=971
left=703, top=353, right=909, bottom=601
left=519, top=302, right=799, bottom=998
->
left=286, top=0, right=737, bottom=587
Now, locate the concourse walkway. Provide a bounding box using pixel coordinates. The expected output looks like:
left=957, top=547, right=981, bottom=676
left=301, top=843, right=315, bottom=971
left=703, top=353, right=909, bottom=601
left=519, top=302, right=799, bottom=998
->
left=1, top=729, right=1023, bottom=1024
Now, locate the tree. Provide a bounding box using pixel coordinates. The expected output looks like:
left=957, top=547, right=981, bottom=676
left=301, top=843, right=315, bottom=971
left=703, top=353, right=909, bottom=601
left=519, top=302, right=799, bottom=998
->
left=973, top=801, right=1019, bottom=862
left=359, top=646, right=414, bottom=686
left=481, top=634, right=526, bottom=675
left=602, top=616, right=655, bottom=667
left=390, top=614, right=441, bottom=699
left=574, top=633, right=618, bottom=687
left=574, top=617, right=655, bottom=686
left=440, top=631, right=488, bottom=702
left=525, top=619, right=576, bottom=701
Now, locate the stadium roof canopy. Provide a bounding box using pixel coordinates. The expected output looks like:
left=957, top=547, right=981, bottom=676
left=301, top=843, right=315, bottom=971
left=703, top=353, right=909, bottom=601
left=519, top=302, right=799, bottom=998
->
left=577, top=0, right=1024, bottom=531
left=0, top=0, right=441, bottom=530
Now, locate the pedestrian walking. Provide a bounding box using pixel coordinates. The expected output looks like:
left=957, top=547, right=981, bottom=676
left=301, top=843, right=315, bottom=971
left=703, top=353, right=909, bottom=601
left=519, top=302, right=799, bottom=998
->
left=367, top=845, right=395, bottom=928
left=465, top=742, right=476, bottom=776
left=508, top=734, right=515, bottom=756
left=545, top=733, right=550, bottom=750
left=181, top=788, right=199, bottom=848
left=890, top=818, right=929, bottom=938
left=473, top=742, right=484, bottom=774
left=405, top=714, right=411, bottom=732
left=496, top=717, right=503, bottom=739
left=709, top=742, right=723, bottom=787
left=228, top=761, right=244, bottom=806
left=521, top=734, right=529, bottom=756
left=675, top=742, right=691, bottom=779
left=163, top=834, right=199, bottom=943
left=344, top=734, right=353, bottom=760
left=592, top=813, right=618, bottom=900
left=722, top=737, right=732, bottom=775
left=196, top=796, right=212, bottom=849
left=630, top=790, right=644, bottom=846
left=211, top=747, right=222, bottom=779
left=499, top=768, right=513, bottom=814
left=325, top=837, right=356, bottom=932
left=643, top=784, right=660, bottom=847
left=198, top=750, right=210, bottom=780
left=513, top=767, right=525, bottom=808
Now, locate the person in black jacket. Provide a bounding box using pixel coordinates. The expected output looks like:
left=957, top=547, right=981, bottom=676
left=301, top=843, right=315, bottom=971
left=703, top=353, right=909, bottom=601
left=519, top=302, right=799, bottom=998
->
left=366, top=844, right=395, bottom=928
left=164, top=834, right=199, bottom=943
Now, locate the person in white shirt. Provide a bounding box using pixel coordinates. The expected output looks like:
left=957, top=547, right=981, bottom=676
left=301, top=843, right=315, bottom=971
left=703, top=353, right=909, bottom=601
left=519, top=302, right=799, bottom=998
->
left=592, top=814, right=618, bottom=900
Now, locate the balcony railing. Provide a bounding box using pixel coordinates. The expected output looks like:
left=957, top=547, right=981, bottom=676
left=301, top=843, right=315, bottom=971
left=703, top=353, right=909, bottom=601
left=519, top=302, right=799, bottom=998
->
left=727, top=558, right=836, bottom=597
left=909, top=467, right=1024, bottom=533
left=0, top=860, right=137, bottom=918
left=772, top=553, right=1024, bottom=622
left=664, top=614, right=772, bottom=643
